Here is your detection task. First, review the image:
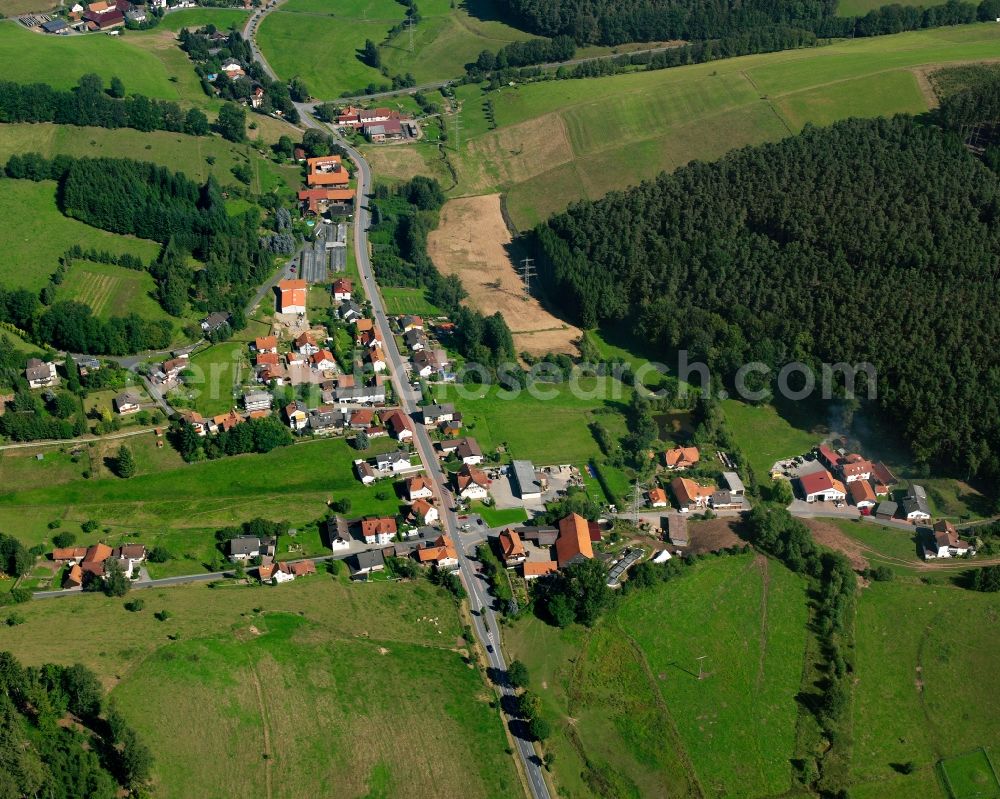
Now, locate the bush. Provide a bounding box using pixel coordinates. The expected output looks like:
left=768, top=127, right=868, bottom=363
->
left=81, top=520, right=99, bottom=532
left=5, top=611, right=25, bottom=626
left=153, top=610, right=172, bottom=622
left=52, top=531, right=76, bottom=548
left=147, top=546, right=171, bottom=563
left=124, top=598, right=145, bottom=612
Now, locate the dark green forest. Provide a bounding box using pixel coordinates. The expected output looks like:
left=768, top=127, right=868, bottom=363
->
left=534, top=115, right=1000, bottom=483
left=498, top=0, right=996, bottom=45
left=0, top=652, right=152, bottom=798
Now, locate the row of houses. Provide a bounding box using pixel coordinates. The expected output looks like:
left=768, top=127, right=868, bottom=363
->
left=178, top=406, right=271, bottom=437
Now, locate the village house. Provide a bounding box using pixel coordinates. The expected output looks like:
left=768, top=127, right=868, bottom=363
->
left=349, top=408, right=376, bottom=429
left=375, top=450, right=411, bottom=474
left=797, top=469, right=847, bottom=503
left=250, top=86, right=265, bottom=109
left=305, top=155, right=349, bottom=188
left=408, top=498, right=439, bottom=526
left=848, top=479, right=877, bottom=510
left=113, top=390, right=141, bottom=415
left=498, top=529, right=526, bottom=566
left=404, top=328, right=428, bottom=351
left=178, top=409, right=208, bottom=436
left=902, top=484, right=931, bottom=521
left=309, top=406, right=346, bottom=435
left=870, top=461, right=897, bottom=496
left=349, top=548, right=385, bottom=577
left=310, top=350, right=337, bottom=372
left=404, top=475, right=434, bottom=502
left=839, top=454, right=873, bottom=483
left=709, top=490, right=742, bottom=510
left=648, top=487, right=668, bottom=508
left=295, top=331, right=319, bottom=356
left=817, top=444, right=841, bottom=471
left=335, top=382, right=387, bottom=405
left=25, top=358, right=59, bottom=389
left=421, top=403, right=456, bottom=425
left=298, top=187, right=356, bottom=216
left=381, top=408, right=414, bottom=442
left=368, top=347, right=387, bottom=373
left=339, top=300, right=363, bottom=322
left=275, top=279, right=307, bottom=315
left=284, top=401, right=308, bottom=431
left=522, top=560, right=558, bottom=580
left=220, top=61, right=245, bottom=79
left=323, top=516, right=353, bottom=552
left=415, top=534, right=458, bottom=570
left=664, top=445, right=700, bottom=470
left=924, top=519, right=973, bottom=559
left=400, top=315, right=424, bottom=332
left=254, top=335, right=278, bottom=354
left=151, top=354, right=188, bottom=385
left=356, top=459, right=377, bottom=484
left=455, top=463, right=491, bottom=501
left=201, top=311, right=230, bottom=335
left=359, top=516, right=397, bottom=546
left=228, top=536, right=275, bottom=562
left=332, top=278, right=353, bottom=302
left=671, top=476, right=716, bottom=512
left=242, top=390, right=272, bottom=412
left=439, top=437, right=483, bottom=465
left=555, top=513, right=594, bottom=568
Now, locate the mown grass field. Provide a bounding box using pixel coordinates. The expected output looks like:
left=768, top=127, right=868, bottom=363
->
left=58, top=260, right=182, bottom=325
left=381, top=285, right=443, bottom=316
left=850, top=580, right=1000, bottom=798
left=257, top=0, right=539, bottom=97
left=410, top=23, right=1000, bottom=229
left=0, top=179, right=161, bottom=293
left=0, top=436, right=404, bottom=572
left=1, top=578, right=521, bottom=799
left=722, top=399, right=823, bottom=480
left=506, top=553, right=810, bottom=798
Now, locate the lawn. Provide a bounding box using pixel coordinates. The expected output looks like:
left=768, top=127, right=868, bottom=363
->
left=851, top=580, right=1000, bottom=797
left=257, top=0, right=540, bottom=98
left=432, top=377, right=632, bottom=465
left=722, top=399, right=822, bottom=481
left=0, top=123, right=302, bottom=196
left=381, top=285, right=443, bottom=316
left=0, top=179, right=161, bottom=293
left=1, top=578, right=521, bottom=799
left=0, top=436, right=405, bottom=568
left=181, top=317, right=271, bottom=417
left=470, top=501, right=526, bottom=526
left=505, top=553, right=810, bottom=798
left=443, top=23, right=1000, bottom=229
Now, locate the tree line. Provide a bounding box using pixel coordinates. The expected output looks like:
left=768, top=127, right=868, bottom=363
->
left=497, top=0, right=999, bottom=44
left=533, top=115, right=1000, bottom=485
left=0, top=73, right=210, bottom=137
left=0, top=651, right=153, bottom=797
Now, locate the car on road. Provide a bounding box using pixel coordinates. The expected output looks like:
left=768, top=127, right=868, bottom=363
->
left=486, top=645, right=493, bottom=653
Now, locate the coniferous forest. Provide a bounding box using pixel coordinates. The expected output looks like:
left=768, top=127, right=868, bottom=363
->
left=534, top=115, right=1000, bottom=483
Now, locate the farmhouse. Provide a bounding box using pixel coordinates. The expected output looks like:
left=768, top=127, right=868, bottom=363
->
left=848, top=479, right=877, bottom=509
left=648, top=487, right=668, bottom=508
left=870, top=461, right=897, bottom=495
left=255, top=335, right=278, bottom=353
left=306, top=155, right=349, bottom=187
left=902, top=484, right=931, bottom=521
left=360, top=516, right=397, bottom=545
left=25, top=358, right=58, bottom=389
left=421, top=403, right=454, bottom=425
left=664, top=445, right=700, bottom=470
left=113, top=390, right=141, bottom=415
left=498, top=529, right=526, bottom=566
left=798, top=469, right=847, bottom=503
left=364, top=118, right=404, bottom=142
left=455, top=464, right=491, bottom=500
left=671, top=476, right=715, bottom=512
left=839, top=454, right=873, bottom=483
left=924, top=519, right=972, bottom=559
left=276, top=279, right=308, bottom=315
left=818, top=444, right=841, bottom=470
left=709, top=490, right=742, bottom=510
left=555, top=513, right=594, bottom=568
left=511, top=460, right=542, bottom=500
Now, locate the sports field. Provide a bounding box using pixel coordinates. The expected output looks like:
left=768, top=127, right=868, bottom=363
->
left=427, top=23, right=1000, bottom=228
left=506, top=553, right=811, bottom=798
left=0, top=179, right=161, bottom=293
left=1, top=578, right=521, bottom=799
left=257, top=0, right=539, bottom=97
left=850, top=581, right=1000, bottom=797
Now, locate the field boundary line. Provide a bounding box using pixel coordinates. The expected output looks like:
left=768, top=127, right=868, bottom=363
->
left=245, top=654, right=274, bottom=799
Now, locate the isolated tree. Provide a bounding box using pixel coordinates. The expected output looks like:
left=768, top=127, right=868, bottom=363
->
left=507, top=660, right=530, bottom=689
left=973, top=565, right=1000, bottom=592
left=115, top=445, right=136, bottom=479
left=354, top=430, right=370, bottom=451
left=216, top=102, right=246, bottom=142
left=362, top=38, right=381, bottom=68
left=52, top=531, right=76, bottom=548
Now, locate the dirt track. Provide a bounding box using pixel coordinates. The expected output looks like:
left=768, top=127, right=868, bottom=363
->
left=427, top=194, right=580, bottom=356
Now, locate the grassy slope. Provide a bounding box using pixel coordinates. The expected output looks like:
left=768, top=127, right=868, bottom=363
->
left=506, top=553, right=810, bottom=798
left=257, top=0, right=538, bottom=97
left=427, top=23, right=1000, bottom=229
left=0, top=123, right=301, bottom=195
left=1, top=578, right=520, bottom=799
left=0, top=179, right=161, bottom=293
left=837, top=0, right=946, bottom=17
left=58, top=260, right=182, bottom=326
left=722, top=399, right=822, bottom=481
left=0, top=436, right=404, bottom=570
left=850, top=580, right=1000, bottom=797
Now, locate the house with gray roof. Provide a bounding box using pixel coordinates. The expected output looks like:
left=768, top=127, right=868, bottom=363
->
left=349, top=549, right=385, bottom=577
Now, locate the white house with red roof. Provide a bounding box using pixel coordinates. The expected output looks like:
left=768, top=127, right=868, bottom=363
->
left=798, top=469, right=847, bottom=503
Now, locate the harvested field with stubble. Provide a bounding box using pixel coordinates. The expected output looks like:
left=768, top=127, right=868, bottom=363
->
left=427, top=194, right=580, bottom=355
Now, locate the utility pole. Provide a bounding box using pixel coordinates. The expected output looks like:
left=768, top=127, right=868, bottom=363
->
left=519, top=257, right=535, bottom=296
left=405, top=16, right=414, bottom=52
left=631, top=478, right=642, bottom=525
left=451, top=113, right=463, bottom=154
left=696, top=655, right=708, bottom=680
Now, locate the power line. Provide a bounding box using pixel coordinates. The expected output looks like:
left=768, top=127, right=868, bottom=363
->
left=519, top=257, right=535, bottom=296
left=451, top=113, right=463, bottom=154
left=405, top=16, right=414, bottom=52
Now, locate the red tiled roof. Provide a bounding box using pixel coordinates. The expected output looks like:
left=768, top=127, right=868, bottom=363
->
left=665, top=446, right=700, bottom=468
left=800, top=469, right=837, bottom=496
left=499, top=529, right=525, bottom=559
left=555, top=513, right=594, bottom=567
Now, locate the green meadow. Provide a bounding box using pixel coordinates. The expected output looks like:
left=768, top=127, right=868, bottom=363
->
left=1, top=578, right=520, bottom=799
left=401, top=23, right=1000, bottom=229
left=506, top=553, right=811, bottom=798
left=0, top=179, right=161, bottom=293
left=58, top=260, right=185, bottom=327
